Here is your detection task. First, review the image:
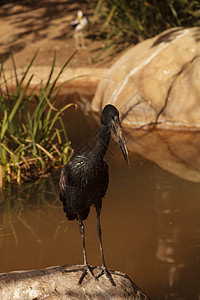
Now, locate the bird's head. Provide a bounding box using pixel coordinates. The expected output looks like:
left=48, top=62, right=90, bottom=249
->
left=77, top=10, right=83, bottom=21
left=101, top=104, right=130, bottom=167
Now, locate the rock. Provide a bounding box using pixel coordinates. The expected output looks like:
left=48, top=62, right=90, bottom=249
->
left=0, top=265, right=150, bottom=300
left=91, top=27, right=200, bottom=182
left=92, top=27, right=200, bottom=128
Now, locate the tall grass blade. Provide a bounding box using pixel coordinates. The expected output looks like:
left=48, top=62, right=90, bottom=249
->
left=47, top=51, right=78, bottom=98
left=0, top=109, right=7, bottom=140
left=49, top=103, right=75, bottom=132
left=45, top=52, right=56, bottom=90
left=11, top=54, right=19, bottom=87
left=8, top=74, right=34, bottom=124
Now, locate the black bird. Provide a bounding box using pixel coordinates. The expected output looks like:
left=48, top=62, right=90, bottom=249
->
left=59, top=104, right=130, bottom=285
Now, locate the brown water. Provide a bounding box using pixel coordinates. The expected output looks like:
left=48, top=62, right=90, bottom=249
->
left=1, top=107, right=200, bottom=299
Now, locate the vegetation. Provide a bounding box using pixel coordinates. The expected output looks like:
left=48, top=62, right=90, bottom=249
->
left=0, top=53, right=75, bottom=184
left=88, top=0, right=200, bottom=55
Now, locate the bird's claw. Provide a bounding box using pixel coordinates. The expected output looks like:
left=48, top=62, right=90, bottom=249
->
left=97, top=266, right=116, bottom=286
left=78, top=264, right=98, bottom=284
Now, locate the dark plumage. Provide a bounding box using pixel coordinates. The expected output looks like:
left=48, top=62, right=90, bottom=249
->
left=59, top=104, right=130, bottom=285
left=60, top=155, right=108, bottom=221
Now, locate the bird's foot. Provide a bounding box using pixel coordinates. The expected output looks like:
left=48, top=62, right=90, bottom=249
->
left=78, top=264, right=98, bottom=284
left=97, top=266, right=116, bottom=286
left=63, top=264, right=98, bottom=284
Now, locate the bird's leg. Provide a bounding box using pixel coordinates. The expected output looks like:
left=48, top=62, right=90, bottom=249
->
left=96, top=207, right=116, bottom=286
left=78, top=215, right=98, bottom=284
left=79, top=218, right=87, bottom=266
left=74, top=32, right=80, bottom=50
left=80, top=32, right=86, bottom=49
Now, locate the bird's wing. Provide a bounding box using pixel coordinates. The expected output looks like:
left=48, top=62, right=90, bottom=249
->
left=70, top=18, right=79, bottom=25
left=96, top=160, right=109, bottom=199
left=59, top=162, right=79, bottom=220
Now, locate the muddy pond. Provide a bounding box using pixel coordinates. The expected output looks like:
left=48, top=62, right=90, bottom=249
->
left=0, top=105, right=200, bottom=299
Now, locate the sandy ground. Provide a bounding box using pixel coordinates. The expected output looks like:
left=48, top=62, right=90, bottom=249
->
left=0, top=0, right=119, bottom=71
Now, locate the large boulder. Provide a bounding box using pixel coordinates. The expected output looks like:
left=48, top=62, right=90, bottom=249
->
left=0, top=265, right=149, bottom=300
left=92, top=27, right=200, bottom=182
left=92, top=27, right=200, bottom=128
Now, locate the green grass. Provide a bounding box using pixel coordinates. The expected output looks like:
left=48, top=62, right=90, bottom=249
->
left=0, top=53, right=76, bottom=184
left=88, top=0, right=200, bottom=56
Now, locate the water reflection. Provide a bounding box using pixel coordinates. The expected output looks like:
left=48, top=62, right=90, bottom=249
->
left=0, top=175, right=60, bottom=245
left=124, top=127, right=200, bottom=183
left=153, top=170, right=200, bottom=299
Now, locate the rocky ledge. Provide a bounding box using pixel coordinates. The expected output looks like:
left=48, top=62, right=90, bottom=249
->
left=0, top=265, right=150, bottom=300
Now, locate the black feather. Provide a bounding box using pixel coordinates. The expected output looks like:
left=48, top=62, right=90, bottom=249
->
left=59, top=104, right=129, bottom=286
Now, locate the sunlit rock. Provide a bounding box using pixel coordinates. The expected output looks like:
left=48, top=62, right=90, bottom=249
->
left=0, top=265, right=149, bottom=300
left=92, top=27, right=200, bottom=128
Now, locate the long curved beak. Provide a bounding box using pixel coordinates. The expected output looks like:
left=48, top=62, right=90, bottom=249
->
left=111, top=116, right=130, bottom=167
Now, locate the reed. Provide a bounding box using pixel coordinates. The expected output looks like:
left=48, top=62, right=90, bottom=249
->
left=0, top=53, right=75, bottom=184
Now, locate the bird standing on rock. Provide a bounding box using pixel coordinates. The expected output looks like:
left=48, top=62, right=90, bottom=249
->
left=59, top=104, right=130, bottom=286
left=70, top=10, right=89, bottom=49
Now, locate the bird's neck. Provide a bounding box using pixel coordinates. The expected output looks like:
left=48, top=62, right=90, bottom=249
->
left=92, top=124, right=111, bottom=159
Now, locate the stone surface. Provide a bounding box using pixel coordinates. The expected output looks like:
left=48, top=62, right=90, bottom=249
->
left=92, top=27, right=200, bottom=182
left=92, top=27, right=200, bottom=129
left=0, top=265, right=149, bottom=300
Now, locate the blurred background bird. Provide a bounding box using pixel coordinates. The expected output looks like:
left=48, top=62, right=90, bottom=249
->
left=70, top=10, right=89, bottom=49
